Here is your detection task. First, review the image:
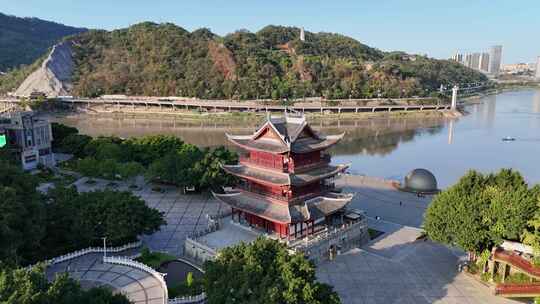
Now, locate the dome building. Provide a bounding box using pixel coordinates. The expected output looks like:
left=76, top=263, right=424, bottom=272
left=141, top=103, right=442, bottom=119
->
left=400, top=168, right=439, bottom=194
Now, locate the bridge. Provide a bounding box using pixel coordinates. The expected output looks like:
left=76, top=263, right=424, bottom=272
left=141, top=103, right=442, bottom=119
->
left=0, top=82, right=493, bottom=115
left=0, top=97, right=453, bottom=114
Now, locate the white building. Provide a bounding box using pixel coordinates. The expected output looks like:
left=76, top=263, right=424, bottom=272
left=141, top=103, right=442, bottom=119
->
left=489, top=45, right=503, bottom=75
left=536, top=56, right=540, bottom=80
left=0, top=111, right=55, bottom=170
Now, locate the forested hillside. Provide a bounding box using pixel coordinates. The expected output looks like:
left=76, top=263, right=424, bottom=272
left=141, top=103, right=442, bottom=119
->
left=0, top=12, right=86, bottom=71
left=4, top=22, right=488, bottom=99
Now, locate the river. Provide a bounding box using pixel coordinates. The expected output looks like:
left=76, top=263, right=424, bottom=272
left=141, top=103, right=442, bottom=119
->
left=51, top=89, right=540, bottom=188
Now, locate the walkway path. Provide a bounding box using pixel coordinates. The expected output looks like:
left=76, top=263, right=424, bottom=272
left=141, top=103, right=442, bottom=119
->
left=46, top=252, right=165, bottom=304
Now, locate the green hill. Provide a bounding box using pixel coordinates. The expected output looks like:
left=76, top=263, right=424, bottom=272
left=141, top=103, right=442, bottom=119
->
left=0, top=12, right=86, bottom=71
left=3, top=22, right=488, bottom=99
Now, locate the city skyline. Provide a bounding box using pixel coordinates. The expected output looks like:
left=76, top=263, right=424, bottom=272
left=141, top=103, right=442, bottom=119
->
left=1, top=0, right=539, bottom=63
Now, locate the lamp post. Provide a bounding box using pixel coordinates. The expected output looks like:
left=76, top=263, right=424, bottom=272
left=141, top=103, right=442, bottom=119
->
left=102, top=237, right=107, bottom=260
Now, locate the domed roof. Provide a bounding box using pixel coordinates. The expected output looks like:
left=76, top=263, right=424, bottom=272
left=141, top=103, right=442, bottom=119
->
left=403, top=168, right=438, bottom=193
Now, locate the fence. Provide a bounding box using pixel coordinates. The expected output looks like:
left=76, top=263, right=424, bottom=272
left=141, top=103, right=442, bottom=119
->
left=25, top=241, right=142, bottom=270
left=168, top=293, right=207, bottom=304
left=104, top=256, right=169, bottom=304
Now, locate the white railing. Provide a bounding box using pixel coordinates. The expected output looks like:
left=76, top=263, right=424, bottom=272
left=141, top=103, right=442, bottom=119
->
left=168, top=293, right=207, bottom=304
left=104, top=256, right=168, bottom=304
left=25, top=241, right=142, bottom=270
left=292, top=218, right=368, bottom=251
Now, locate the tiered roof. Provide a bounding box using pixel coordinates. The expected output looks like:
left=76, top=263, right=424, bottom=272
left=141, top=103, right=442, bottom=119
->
left=226, top=113, right=344, bottom=154
left=213, top=190, right=353, bottom=224
left=222, top=163, right=349, bottom=186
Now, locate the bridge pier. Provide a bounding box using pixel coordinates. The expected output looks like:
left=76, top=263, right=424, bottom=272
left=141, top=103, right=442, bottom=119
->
left=451, top=85, right=459, bottom=110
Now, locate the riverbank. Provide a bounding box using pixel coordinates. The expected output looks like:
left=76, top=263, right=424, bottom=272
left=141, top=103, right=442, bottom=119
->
left=460, top=83, right=540, bottom=105
left=51, top=104, right=458, bottom=125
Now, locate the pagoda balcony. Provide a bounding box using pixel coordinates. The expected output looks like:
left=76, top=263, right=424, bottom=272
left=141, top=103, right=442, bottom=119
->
left=289, top=153, right=331, bottom=173
left=239, top=156, right=287, bottom=173
left=237, top=183, right=289, bottom=202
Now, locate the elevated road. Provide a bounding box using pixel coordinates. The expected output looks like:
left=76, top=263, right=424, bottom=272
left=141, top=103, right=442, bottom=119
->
left=0, top=96, right=453, bottom=114
left=55, top=97, right=452, bottom=114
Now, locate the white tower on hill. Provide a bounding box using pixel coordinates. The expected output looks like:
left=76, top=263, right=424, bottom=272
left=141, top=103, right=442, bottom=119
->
left=300, top=27, right=305, bottom=42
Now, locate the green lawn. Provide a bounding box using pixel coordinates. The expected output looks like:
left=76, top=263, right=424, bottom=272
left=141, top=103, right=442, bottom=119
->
left=135, top=248, right=176, bottom=269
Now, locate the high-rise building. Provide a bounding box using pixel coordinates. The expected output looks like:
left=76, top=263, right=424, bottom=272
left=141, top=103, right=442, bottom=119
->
left=479, top=53, right=490, bottom=72
left=536, top=56, right=540, bottom=80
left=471, top=53, right=481, bottom=70
left=489, top=45, right=503, bottom=74
left=464, top=53, right=474, bottom=68
left=451, top=52, right=463, bottom=63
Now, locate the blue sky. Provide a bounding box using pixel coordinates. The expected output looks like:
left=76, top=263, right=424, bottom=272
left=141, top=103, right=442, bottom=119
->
left=2, top=0, right=539, bottom=63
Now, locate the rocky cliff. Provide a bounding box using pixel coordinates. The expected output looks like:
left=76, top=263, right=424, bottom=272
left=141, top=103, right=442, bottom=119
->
left=15, top=41, right=74, bottom=97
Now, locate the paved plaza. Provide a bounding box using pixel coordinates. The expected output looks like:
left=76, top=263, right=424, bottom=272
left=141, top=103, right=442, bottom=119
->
left=67, top=175, right=521, bottom=303
left=318, top=176, right=519, bottom=304
left=337, top=175, right=432, bottom=228
left=46, top=252, right=165, bottom=304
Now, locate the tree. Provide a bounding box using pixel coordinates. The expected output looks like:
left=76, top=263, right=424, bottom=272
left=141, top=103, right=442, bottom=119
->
left=0, top=265, right=130, bottom=304
left=123, top=135, right=185, bottom=166
left=424, top=169, right=539, bottom=257
left=44, top=187, right=165, bottom=250
left=0, top=161, right=44, bottom=265
left=119, top=161, right=144, bottom=186
left=195, top=146, right=238, bottom=190
left=203, top=238, right=340, bottom=304
left=59, top=134, right=92, bottom=157
left=51, top=123, right=79, bottom=151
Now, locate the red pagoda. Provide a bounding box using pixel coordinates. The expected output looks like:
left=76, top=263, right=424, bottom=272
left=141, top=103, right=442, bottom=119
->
left=213, top=113, right=353, bottom=240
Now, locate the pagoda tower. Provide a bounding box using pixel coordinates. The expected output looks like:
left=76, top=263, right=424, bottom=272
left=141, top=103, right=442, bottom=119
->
left=213, top=113, right=353, bottom=240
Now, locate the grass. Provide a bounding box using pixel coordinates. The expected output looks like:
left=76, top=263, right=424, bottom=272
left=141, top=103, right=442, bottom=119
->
left=505, top=273, right=533, bottom=284
left=135, top=247, right=176, bottom=269
left=168, top=279, right=204, bottom=298
left=368, top=228, right=384, bottom=240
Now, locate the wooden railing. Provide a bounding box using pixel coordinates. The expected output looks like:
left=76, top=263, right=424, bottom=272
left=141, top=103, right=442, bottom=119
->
left=495, top=283, right=540, bottom=297
left=239, top=156, right=287, bottom=172
left=493, top=248, right=540, bottom=278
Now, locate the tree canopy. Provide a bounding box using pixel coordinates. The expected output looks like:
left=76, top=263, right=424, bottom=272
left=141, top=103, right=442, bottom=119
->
left=423, top=169, right=540, bottom=255
left=0, top=155, right=164, bottom=265
left=0, top=265, right=129, bottom=304
left=203, top=238, right=340, bottom=304
left=52, top=125, right=238, bottom=190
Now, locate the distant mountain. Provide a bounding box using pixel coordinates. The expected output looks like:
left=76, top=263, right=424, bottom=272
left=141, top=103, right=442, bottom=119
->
left=0, top=12, right=86, bottom=71
left=1, top=22, right=487, bottom=99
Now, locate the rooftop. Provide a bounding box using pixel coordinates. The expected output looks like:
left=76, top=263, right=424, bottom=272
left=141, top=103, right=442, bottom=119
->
left=195, top=219, right=261, bottom=251
left=222, top=163, right=349, bottom=186
left=213, top=190, right=353, bottom=224
left=226, top=113, right=344, bottom=154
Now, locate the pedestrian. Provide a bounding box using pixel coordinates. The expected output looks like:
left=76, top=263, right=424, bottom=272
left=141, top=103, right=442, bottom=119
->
left=399, top=201, right=402, bottom=206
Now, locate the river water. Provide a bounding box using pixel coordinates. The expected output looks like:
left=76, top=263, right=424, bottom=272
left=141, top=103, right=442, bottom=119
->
left=51, top=89, right=540, bottom=188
